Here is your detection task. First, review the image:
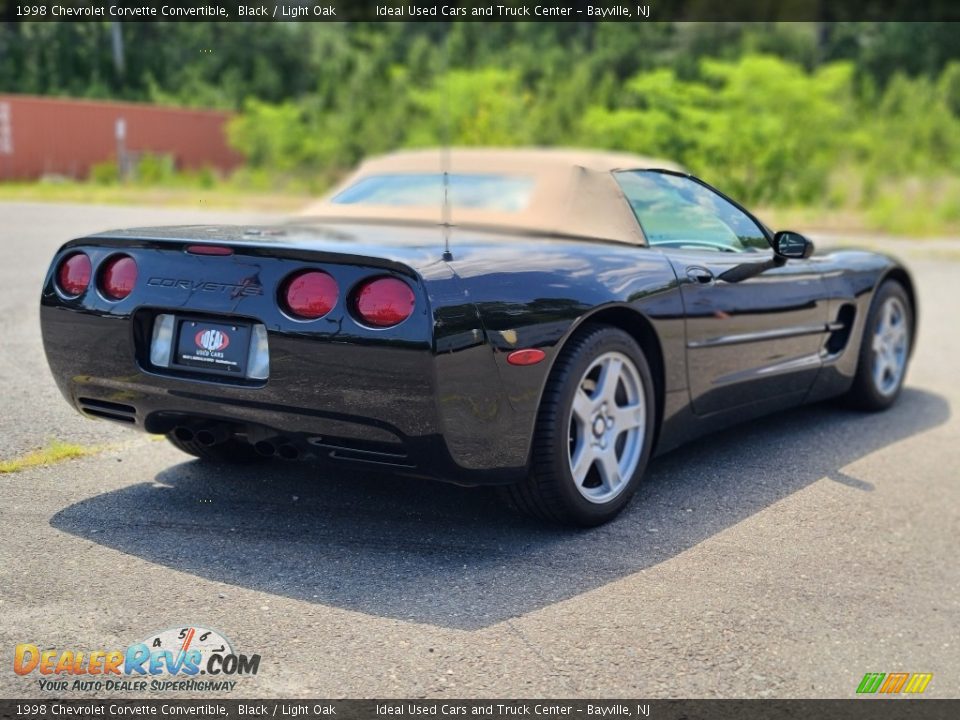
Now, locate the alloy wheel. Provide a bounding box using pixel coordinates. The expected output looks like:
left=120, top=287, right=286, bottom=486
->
left=567, top=351, right=646, bottom=504
left=871, top=296, right=909, bottom=397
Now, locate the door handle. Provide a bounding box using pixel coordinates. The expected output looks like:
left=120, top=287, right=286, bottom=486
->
left=686, top=266, right=714, bottom=284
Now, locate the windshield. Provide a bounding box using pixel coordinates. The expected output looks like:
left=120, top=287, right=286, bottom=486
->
left=331, top=173, right=535, bottom=212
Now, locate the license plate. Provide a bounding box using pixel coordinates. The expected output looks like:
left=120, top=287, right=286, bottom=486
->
left=173, top=319, right=252, bottom=376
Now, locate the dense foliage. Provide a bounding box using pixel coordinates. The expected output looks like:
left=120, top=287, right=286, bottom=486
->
left=2, top=21, right=959, bottom=226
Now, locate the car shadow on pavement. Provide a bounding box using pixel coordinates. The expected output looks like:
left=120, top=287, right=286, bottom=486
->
left=51, top=387, right=949, bottom=630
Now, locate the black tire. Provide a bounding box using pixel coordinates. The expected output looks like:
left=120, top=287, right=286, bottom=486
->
left=846, top=279, right=913, bottom=411
left=166, top=431, right=263, bottom=464
left=502, top=325, right=656, bottom=527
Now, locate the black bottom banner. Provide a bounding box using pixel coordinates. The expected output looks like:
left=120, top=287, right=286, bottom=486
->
left=0, top=700, right=956, bottom=720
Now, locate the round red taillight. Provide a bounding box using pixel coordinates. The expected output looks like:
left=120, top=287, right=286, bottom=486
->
left=281, top=270, right=338, bottom=320
left=100, top=255, right=138, bottom=300
left=353, top=277, right=415, bottom=328
left=57, top=252, right=92, bottom=297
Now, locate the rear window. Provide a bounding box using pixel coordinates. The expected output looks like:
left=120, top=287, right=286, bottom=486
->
left=331, top=173, right=535, bottom=212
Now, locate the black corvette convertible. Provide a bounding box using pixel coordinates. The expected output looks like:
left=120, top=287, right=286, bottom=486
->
left=40, top=149, right=915, bottom=526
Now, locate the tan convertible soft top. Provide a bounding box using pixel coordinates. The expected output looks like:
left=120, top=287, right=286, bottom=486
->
left=300, top=148, right=685, bottom=244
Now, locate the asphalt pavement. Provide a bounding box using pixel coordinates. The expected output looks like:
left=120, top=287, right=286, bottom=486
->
left=0, top=202, right=957, bottom=699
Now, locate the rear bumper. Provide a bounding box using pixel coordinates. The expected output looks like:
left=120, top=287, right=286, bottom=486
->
left=40, top=304, right=528, bottom=486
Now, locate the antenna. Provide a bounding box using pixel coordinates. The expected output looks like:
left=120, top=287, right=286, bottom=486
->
left=440, top=34, right=453, bottom=262
left=442, top=144, right=451, bottom=261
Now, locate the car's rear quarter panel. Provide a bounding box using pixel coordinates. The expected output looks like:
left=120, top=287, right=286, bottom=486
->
left=444, top=238, right=687, bottom=465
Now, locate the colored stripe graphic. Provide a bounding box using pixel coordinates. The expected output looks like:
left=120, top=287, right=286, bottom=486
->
left=879, top=672, right=910, bottom=693
left=903, top=673, right=933, bottom=694
left=857, top=673, right=885, bottom=694
left=857, top=672, right=933, bottom=694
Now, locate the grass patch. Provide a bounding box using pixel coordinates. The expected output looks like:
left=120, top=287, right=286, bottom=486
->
left=759, top=175, right=960, bottom=238
left=3, top=175, right=959, bottom=237
left=0, top=181, right=308, bottom=213
left=757, top=207, right=874, bottom=235
left=0, top=440, right=101, bottom=474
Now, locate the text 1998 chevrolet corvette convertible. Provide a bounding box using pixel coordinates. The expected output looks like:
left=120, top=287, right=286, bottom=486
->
left=40, top=149, right=914, bottom=525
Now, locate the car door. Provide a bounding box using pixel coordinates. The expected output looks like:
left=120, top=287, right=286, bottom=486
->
left=614, top=170, right=829, bottom=416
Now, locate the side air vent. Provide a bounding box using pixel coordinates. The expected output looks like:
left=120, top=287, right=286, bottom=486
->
left=825, top=304, right=857, bottom=356
left=77, top=397, right=137, bottom=424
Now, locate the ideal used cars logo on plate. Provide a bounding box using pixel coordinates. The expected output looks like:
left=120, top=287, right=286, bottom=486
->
left=196, top=328, right=230, bottom=353
left=13, top=626, right=261, bottom=693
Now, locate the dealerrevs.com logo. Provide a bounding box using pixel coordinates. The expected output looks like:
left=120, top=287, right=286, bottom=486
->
left=13, top=626, right=261, bottom=693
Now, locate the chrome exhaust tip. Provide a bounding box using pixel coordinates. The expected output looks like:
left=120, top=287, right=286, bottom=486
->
left=254, top=441, right=276, bottom=457
left=195, top=430, right=217, bottom=446
left=174, top=426, right=194, bottom=443
left=195, top=426, right=229, bottom=447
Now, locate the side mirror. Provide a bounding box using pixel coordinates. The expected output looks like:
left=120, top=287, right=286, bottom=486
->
left=773, top=230, right=814, bottom=259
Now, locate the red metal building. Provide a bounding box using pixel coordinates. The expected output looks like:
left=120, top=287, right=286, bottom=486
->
left=0, top=94, right=241, bottom=181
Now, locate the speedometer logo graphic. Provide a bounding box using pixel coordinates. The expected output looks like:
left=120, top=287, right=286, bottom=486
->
left=142, top=625, right=233, bottom=668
